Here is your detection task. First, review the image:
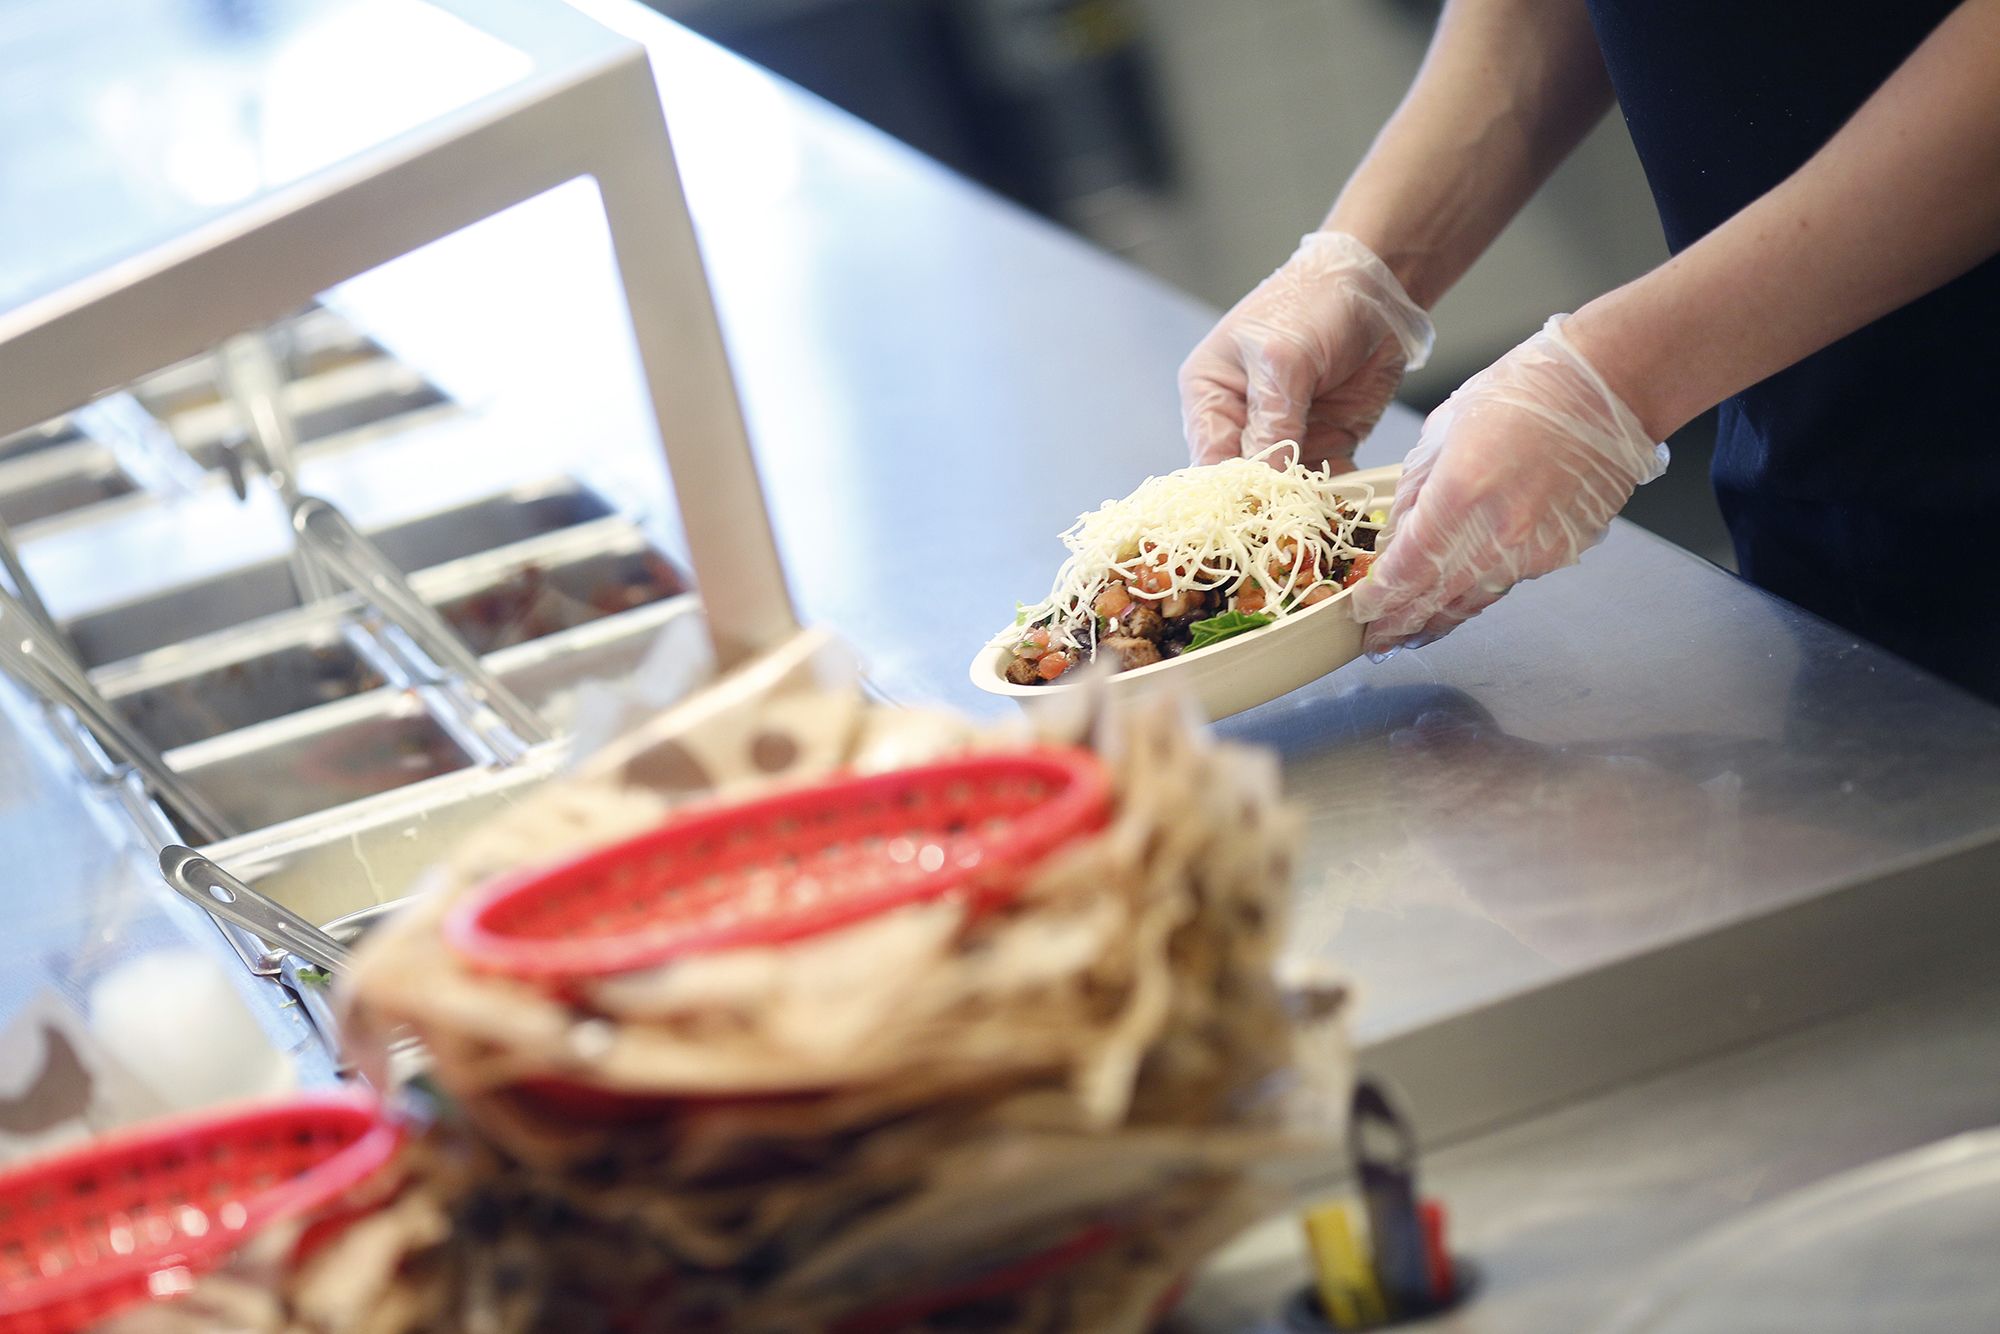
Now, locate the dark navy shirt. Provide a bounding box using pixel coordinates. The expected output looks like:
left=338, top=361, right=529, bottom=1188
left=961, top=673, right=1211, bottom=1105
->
left=1587, top=1, right=2000, bottom=702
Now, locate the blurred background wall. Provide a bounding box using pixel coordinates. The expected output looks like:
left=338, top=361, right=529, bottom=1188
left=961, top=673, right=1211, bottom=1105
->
left=646, top=0, right=1730, bottom=565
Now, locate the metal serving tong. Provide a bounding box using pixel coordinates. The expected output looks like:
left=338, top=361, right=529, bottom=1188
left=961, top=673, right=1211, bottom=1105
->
left=210, top=334, right=550, bottom=762
left=217, top=330, right=350, bottom=616
left=218, top=332, right=306, bottom=509
left=290, top=497, right=552, bottom=758
left=0, top=591, right=234, bottom=842
left=0, top=518, right=65, bottom=654
left=160, top=845, right=427, bottom=1079
left=160, top=845, right=352, bottom=974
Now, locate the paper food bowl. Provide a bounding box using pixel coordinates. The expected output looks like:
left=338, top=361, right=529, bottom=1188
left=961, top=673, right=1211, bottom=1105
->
left=971, top=464, right=1399, bottom=722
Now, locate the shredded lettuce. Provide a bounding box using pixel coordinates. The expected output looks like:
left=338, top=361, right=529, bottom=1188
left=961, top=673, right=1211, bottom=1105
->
left=1187, top=611, right=1275, bottom=651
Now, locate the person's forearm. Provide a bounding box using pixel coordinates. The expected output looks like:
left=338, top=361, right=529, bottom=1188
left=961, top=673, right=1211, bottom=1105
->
left=1567, top=0, right=2000, bottom=440
left=1324, top=0, right=1613, bottom=309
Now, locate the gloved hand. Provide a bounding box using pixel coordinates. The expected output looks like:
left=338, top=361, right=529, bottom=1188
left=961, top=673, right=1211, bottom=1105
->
left=1180, top=231, right=1435, bottom=470
left=1349, top=314, right=1669, bottom=657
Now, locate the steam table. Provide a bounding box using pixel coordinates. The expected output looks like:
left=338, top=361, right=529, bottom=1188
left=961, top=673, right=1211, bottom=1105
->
left=1, top=1, right=1998, bottom=1328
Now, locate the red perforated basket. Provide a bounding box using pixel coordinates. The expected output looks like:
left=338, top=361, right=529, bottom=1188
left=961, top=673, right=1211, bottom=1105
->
left=0, top=1093, right=400, bottom=1334
left=447, top=747, right=1111, bottom=980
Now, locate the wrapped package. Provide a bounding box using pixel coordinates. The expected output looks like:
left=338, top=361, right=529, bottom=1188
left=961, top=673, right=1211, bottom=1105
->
left=101, top=636, right=1349, bottom=1333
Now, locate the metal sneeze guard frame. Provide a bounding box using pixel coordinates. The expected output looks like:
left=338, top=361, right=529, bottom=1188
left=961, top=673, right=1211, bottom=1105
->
left=0, top=0, right=798, bottom=677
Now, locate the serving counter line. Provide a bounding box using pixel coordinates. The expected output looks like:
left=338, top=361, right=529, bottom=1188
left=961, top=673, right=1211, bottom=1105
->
left=544, top=0, right=2000, bottom=1136
left=0, top=0, right=1996, bottom=1328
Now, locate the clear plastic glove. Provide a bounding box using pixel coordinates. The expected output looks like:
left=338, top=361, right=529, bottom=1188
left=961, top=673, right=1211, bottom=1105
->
left=1180, top=231, right=1435, bottom=470
left=1349, top=314, right=1669, bottom=657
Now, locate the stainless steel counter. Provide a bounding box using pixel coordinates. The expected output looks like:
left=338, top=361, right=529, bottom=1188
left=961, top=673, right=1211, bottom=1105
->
left=2, top=0, right=1998, bottom=1326
left=573, top=0, right=2000, bottom=1133
left=1176, top=966, right=2000, bottom=1332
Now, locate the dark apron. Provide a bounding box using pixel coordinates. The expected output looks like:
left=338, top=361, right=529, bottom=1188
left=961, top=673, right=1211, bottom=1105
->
left=1587, top=0, right=2000, bottom=703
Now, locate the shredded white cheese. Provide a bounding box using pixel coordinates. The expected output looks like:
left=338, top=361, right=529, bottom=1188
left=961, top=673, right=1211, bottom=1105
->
left=1002, top=442, right=1383, bottom=655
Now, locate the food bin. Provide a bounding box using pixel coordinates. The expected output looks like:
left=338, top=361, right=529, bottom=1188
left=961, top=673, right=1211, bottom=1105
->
left=138, top=306, right=430, bottom=421
left=166, top=693, right=476, bottom=834
left=62, top=479, right=624, bottom=668
left=432, top=541, right=688, bottom=653
left=0, top=442, right=136, bottom=528
left=0, top=417, right=83, bottom=465
left=169, top=358, right=448, bottom=462
left=0, top=307, right=449, bottom=534
left=179, top=594, right=699, bottom=949
left=362, top=477, right=618, bottom=572
left=85, top=522, right=687, bottom=775
left=98, top=616, right=389, bottom=752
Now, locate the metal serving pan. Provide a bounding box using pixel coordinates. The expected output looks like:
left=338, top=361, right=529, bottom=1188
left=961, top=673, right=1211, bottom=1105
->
left=98, top=614, right=391, bottom=753
left=199, top=742, right=567, bottom=925
left=133, top=306, right=385, bottom=420
left=191, top=597, right=699, bottom=922
left=485, top=592, right=694, bottom=725
left=167, top=691, right=474, bottom=834
left=62, top=478, right=622, bottom=667
left=169, top=359, right=448, bottom=458
left=0, top=311, right=432, bottom=532
left=0, top=441, right=136, bottom=528
left=99, top=578, right=690, bottom=823
left=0, top=418, right=82, bottom=466
left=431, top=540, right=688, bottom=654
left=0, top=466, right=136, bottom=528
left=0, top=324, right=452, bottom=546
left=368, top=479, right=619, bottom=573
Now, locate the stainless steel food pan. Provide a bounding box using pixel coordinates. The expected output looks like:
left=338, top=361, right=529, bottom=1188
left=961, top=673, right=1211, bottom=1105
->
left=193, top=599, right=702, bottom=923
left=0, top=441, right=135, bottom=528
left=94, top=561, right=690, bottom=760
left=134, top=307, right=384, bottom=419
left=367, top=478, right=618, bottom=573
left=169, top=359, right=448, bottom=457
left=168, top=692, right=474, bottom=835
left=0, top=418, right=80, bottom=465
left=98, top=617, right=390, bottom=753
left=432, top=540, right=689, bottom=654
left=62, top=478, right=622, bottom=667
left=487, top=592, right=695, bottom=725
left=200, top=745, right=566, bottom=925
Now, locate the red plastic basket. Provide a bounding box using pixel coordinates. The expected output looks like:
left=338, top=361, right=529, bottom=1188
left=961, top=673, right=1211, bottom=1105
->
left=447, top=747, right=1111, bottom=980
left=0, top=1093, right=400, bottom=1334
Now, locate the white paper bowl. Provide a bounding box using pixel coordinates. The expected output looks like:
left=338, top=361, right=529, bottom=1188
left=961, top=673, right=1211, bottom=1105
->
left=970, top=464, right=1399, bottom=722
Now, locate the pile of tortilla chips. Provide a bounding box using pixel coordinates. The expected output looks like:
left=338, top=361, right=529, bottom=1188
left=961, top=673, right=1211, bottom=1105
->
left=103, top=642, right=1350, bottom=1333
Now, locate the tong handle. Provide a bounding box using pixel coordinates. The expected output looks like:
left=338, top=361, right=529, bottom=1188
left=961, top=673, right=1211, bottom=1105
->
left=291, top=497, right=551, bottom=750
left=219, top=333, right=303, bottom=509
left=0, top=597, right=233, bottom=842
left=160, top=846, right=353, bottom=975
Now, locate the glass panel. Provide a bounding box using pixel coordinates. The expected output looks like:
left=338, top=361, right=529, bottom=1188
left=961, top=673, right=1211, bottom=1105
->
left=0, top=0, right=533, bottom=312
